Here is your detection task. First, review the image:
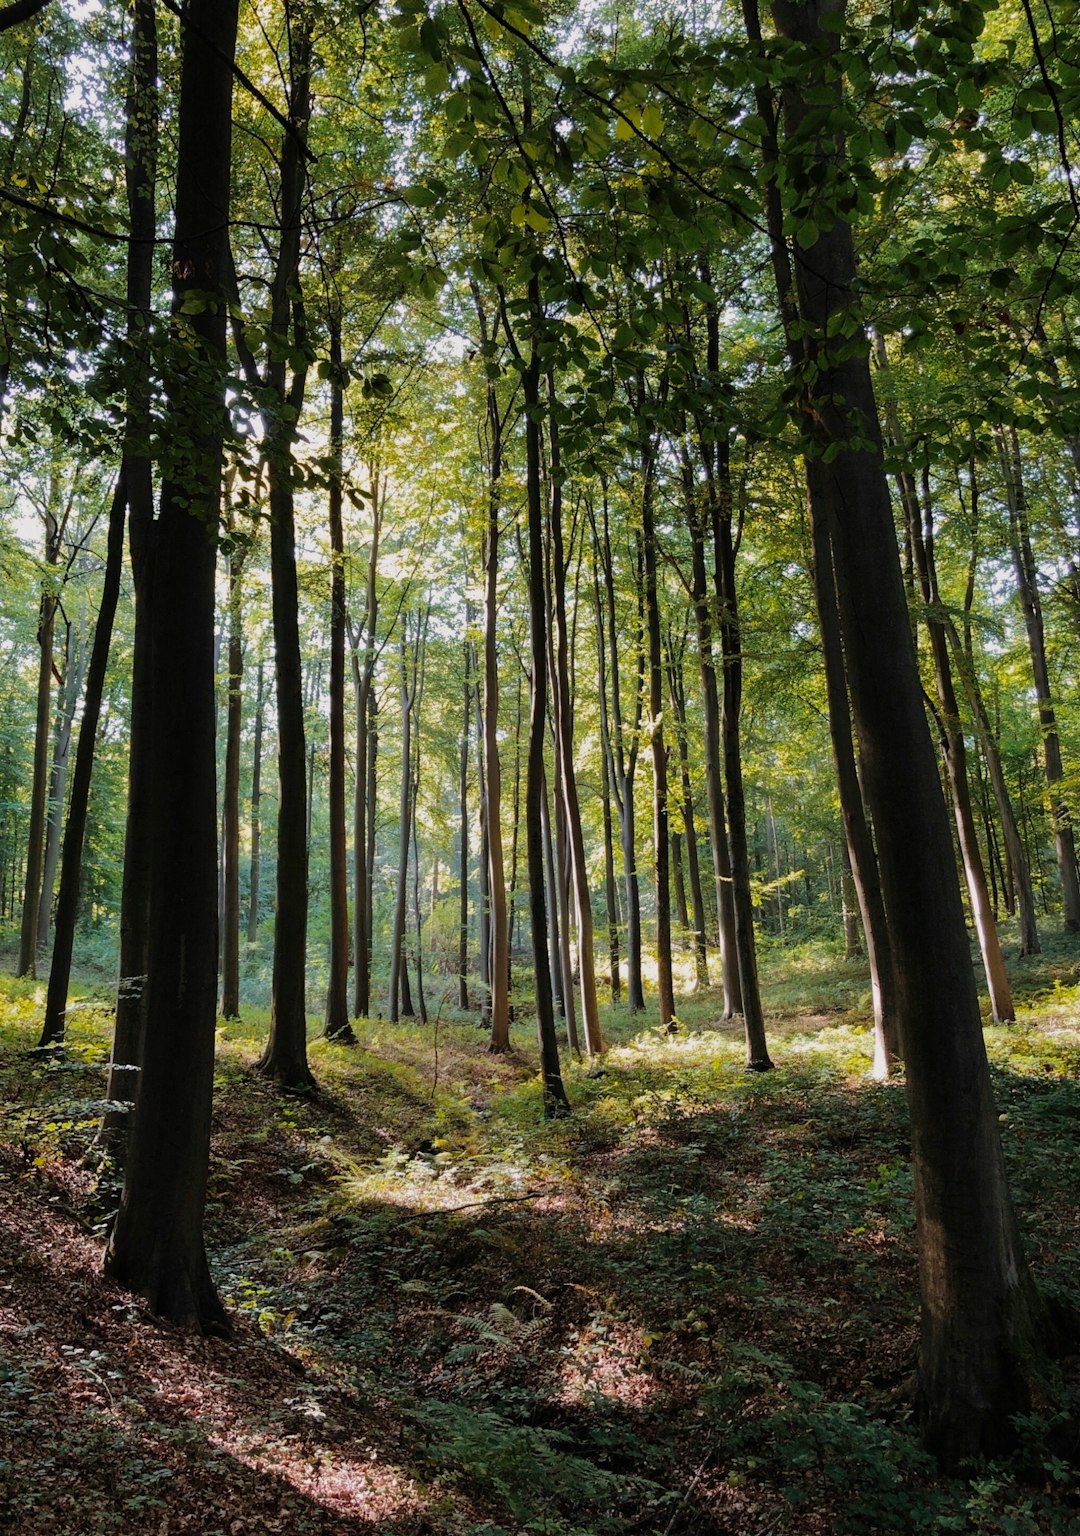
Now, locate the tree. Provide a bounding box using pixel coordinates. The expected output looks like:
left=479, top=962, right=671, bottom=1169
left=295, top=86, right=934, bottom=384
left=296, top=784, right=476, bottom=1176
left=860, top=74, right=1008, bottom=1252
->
left=104, top=0, right=240, bottom=1333
left=758, top=0, right=1043, bottom=1460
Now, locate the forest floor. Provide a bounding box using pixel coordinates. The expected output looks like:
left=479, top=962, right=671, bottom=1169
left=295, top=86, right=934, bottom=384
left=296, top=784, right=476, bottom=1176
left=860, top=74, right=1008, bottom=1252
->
left=0, top=935, right=1079, bottom=1535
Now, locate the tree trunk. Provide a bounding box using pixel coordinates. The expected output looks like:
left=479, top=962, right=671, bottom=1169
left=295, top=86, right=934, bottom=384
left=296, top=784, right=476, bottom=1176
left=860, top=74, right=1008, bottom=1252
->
left=903, top=460, right=1014, bottom=1023
left=682, top=454, right=741, bottom=1017
left=324, top=316, right=351, bottom=1040
left=389, top=628, right=416, bottom=1022
left=521, top=270, right=569, bottom=1116
left=997, top=423, right=1080, bottom=930
left=480, top=360, right=512, bottom=1052
left=37, top=611, right=83, bottom=958
left=220, top=541, right=244, bottom=1020
left=548, top=376, right=604, bottom=1054
left=709, top=443, right=771, bottom=1068
left=594, top=490, right=645, bottom=1011
left=17, top=504, right=59, bottom=978
left=763, top=0, right=1040, bottom=1460
left=104, top=0, right=238, bottom=1334
left=591, top=539, right=622, bottom=1001
left=639, top=450, right=676, bottom=1031
left=812, top=491, right=900, bottom=1077
left=668, top=638, right=710, bottom=989
left=349, top=468, right=381, bottom=1023
left=40, top=477, right=127, bottom=1049
left=102, top=0, right=157, bottom=1152
left=247, top=659, right=264, bottom=948
left=457, top=655, right=470, bottom=1010
left=255, top=15, right=314, bottom=1091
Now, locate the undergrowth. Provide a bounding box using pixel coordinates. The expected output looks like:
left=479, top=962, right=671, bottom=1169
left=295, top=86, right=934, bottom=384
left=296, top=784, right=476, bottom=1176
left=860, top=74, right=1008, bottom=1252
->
left=0, top=947, right=1078, bottom=1534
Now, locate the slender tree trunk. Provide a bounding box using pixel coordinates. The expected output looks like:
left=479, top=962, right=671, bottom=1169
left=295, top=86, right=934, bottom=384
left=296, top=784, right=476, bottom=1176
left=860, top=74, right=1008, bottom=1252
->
left=472, top=655, right=491, bottom=1029
left=18, top=509, right=59, bottom=978
left=105, top=0, right=238, bottom=1333
left=458, top=657, right=470, bottom=1011
left=591, top=541, right=622, bottom=1001
left=595, top=491, right=646, bottom=1010
left=220, top=543, right=244, bottom=1020
left=997, top=423, right=1080, bottom=930
left=521, top=269, right=569, bottom=1116
left=389, top=627, right=417, bottom=1023
left=668, top=639, right=710, bottom=988
left=349, top=471, right=381, bottom=1023
left=548, top=377, right=604, bottom=1054
left=813, top=492, right=900, bottom=1076
left=37, top=614, right=82, bottom=958
left=256, top=15, right=314, bottom=1091
left=903, top=460, right=1014, bottom=1022
left=681, top=457, right=741, bottom=1016
left=481, top=384, right=512, bottom=1051
left=41, top=478, right=127, bottom=1048
left=709, top=445, right=771, bottom=1068
left=325, top=316, right=351, bottom=1039
left=102, top=0, right=158, bottom=1151
left=639, top=449, right=676, bottom=1030
left=540, top=759, right=564, bottom=1020
left=247, top=659, right=264, bottom=947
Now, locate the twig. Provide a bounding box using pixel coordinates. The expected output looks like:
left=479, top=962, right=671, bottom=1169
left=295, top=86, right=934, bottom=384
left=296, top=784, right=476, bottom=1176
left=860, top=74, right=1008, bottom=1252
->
left=661, top=1453, right=711, bottom=1536
left=398, top=1191, right=544, bottom=1219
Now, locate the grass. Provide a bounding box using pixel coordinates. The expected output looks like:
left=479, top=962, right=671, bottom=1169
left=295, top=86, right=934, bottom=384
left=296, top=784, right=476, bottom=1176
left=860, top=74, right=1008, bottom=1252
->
left=0, top=938, right=1078, bottom=1533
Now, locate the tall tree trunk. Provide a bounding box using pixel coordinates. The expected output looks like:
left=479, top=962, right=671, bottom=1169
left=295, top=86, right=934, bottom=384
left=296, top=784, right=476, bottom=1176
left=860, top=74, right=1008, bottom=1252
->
left=548, top=376, right=604, bottom=1054
left=389, top=626, right=417, bottom=1023
left=254, top=13, right=314, bottom=1091
left=104, top=0, right=238, bottom=1334
left=37, top=612, right=83, bottom=957
left=709, top=443, right=771, bottom=1068
left=479, top=358, right=512, bottom=1052
left=594, top=490, right=645, bottom=1011
left=220, top=541, right=245, bottom=1020
left=902, top=459, right=1014, bottom=1022
left=472, top=654, right=491, bottom=1029
left=349, top=469, right=381, bottom=1023
left=18, top=500, right=60, bottom=978
left=247, top=659, right=264, bottom=948
left=102, top=0, right=158, bottom=1151
left=813, top=490, right=900, bottom=1077
left=324, top=316, right=351, bottom=1040
left=668, top=637, right=710, bottom=989
left=540, top=758, right=564, bottom=1020
left=457, top=655, right=471, bottom=1010
left=997, top=423, right=1080, bottom=930
left=639, top=446, right=676, bottom=1031
left=761, top=0, right=1040, bottom=1460
left=681, top=455, right=741, bottom=1016
left=591, top=540, right=622, bottom=1001
left=521, top=269, right=569, bottom=1116
left=41, top=477, right=127, bottom=1049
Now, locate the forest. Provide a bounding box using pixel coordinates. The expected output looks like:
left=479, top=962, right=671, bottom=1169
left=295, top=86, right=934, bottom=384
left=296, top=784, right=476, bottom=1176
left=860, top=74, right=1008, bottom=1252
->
left=0, top=0, right=1079, bottom=1530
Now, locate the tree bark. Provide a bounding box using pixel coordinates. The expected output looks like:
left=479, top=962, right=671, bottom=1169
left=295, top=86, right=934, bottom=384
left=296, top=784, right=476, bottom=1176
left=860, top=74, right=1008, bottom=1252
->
left=247, top=659, right=264, bottom=948
left=254, top=12, right=314, bottom=1090
left=220, top=537, right=245, bottom=1020
left=548, top=377, right=604, bottom=1054
left=104, top=0, right=238, bottom=1334
left=681, top=452, right=741, bottom=1017
left=102, top=0, right=158, bottom=1152
left=762, top=0, right=1040, bottom=1460
left=41, top=477, right=127, bottom=1049
left=639, top=444, right=676, bottom=1031
left=324, top=316, right=351, bottom=1040
left=521, top=271, right=569, bottom=1116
